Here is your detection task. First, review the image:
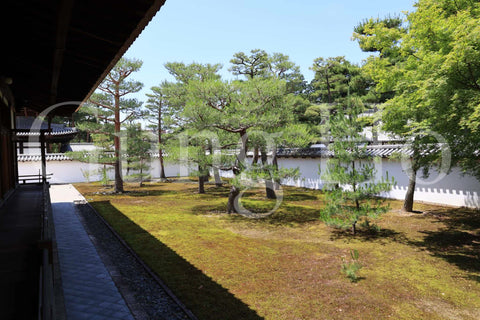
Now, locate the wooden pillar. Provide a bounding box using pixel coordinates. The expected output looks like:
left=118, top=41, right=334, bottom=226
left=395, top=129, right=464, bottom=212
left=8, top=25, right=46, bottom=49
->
left=40, top=130, right=47, bottom=184
left=47, top=116, right=52, bottom=153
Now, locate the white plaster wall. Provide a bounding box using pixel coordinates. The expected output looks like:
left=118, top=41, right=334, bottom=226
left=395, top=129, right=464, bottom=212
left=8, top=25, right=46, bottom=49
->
left=276, top=158, right=480, bottom=208
left=18, top=159, right=190, bottom=184
left=18, top=156, right=480, bottom=208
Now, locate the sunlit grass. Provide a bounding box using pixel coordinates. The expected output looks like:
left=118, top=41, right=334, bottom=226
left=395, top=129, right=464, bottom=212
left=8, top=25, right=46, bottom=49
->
left=75, top=180, right=480, bottom=320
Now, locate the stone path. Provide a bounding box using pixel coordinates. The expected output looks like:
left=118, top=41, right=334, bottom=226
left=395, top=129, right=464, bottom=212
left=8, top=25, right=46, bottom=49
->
left=50, top=184, right=134, bottom=320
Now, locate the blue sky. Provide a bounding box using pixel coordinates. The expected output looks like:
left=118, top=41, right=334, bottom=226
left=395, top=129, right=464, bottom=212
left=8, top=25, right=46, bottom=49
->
left=124, top=0, right=415, bottom=101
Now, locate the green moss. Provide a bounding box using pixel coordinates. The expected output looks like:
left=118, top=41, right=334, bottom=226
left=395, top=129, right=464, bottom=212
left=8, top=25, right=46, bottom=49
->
left=75, top=182, right=480, bottom=320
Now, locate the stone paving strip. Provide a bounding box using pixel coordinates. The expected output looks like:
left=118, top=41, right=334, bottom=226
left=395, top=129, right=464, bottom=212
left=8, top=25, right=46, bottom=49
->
left=50, top=184, right=192, bottom=320
left=51, top=184, right=134, bottom=320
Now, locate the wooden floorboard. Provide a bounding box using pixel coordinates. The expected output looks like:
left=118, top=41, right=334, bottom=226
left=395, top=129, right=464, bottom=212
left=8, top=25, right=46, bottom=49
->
left=0, top=185, right=43, bottom=320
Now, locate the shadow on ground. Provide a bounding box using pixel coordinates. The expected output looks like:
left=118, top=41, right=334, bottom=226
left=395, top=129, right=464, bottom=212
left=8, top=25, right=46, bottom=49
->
left=192, top=202, right=320, bottom=226
left=91, top=201, right=264, bottom=320
left=328, top=226, right=407, bottom=243
left=409, top=208, right=480, bottom=282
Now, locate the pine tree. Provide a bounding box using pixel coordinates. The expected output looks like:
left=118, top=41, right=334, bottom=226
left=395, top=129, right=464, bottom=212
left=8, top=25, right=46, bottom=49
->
left=125, top=123, right=151, bottom=187
left=321, top=96, right=394, bottom=235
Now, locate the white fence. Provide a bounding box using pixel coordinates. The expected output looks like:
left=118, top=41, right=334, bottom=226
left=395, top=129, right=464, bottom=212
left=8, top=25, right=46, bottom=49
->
left=17, top=155, right=480, bottom=208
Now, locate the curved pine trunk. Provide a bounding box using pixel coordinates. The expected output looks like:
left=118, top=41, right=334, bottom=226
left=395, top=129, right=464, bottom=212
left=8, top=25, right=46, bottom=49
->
left=261, top=147, right=276, bottom=199
left=227, top=185, right=240, bottom=213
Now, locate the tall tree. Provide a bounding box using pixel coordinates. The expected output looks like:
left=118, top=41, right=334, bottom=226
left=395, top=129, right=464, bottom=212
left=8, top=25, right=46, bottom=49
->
left=229, top=49, right=270, bottom=79
left=354, top=0, right=480, bottom=211
left=86, top=57, right=143, bottom=193
left=184, top=77, right=295, bottom=212
left=230, top=49, right=306, bottom=94
left=230, top=50, right=309, bottom=197
left=145, top=81, right=181, bottom=181
left=70, top=103, right=116, bottom=185
left=309, top=56, right=367, bottom=105
left=161, top=62, right=223, bottom=192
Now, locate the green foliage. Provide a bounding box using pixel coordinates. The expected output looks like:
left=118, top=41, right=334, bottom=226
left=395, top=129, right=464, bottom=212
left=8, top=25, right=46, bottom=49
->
left=341, top=249, right=363, bottom=282
left=229, top=49, right=270, bottom=79
left=80, top=168, right=92, bottom=183
left=124, top=124, right=152, bottom=186
left=74, top=57, right=144, bottom=192
left=99, top=165, right=111, bottom=186
left=309, top=56, right=374, bottom=105
left=320, top=97, right=394, bottom=234
left=230, top=49, right=307, bottom=94
left=355, top=0, right=480, bottom=180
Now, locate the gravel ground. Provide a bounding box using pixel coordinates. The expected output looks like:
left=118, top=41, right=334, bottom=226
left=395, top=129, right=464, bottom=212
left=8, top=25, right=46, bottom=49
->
left=74, top=202, right=194, bottom=320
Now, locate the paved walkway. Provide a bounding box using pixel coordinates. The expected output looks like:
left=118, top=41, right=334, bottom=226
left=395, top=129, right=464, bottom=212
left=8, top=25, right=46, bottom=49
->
left=50, top=184, right=134, bottom=320
left=0, top=185, right=42, bottom=320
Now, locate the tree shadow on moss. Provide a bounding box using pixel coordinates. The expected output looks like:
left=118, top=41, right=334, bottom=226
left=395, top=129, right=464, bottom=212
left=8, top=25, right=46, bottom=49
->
left=328, top=226, right=407, bottom=244
left=280, top=192, right=319, bottom=202
left=90, top=200, right=264, bottom=320
left=192, top=202, right=320, bottom=226
left=124, top=189, right=180, bottom=197
left=408, top=208, right=480, bottom=282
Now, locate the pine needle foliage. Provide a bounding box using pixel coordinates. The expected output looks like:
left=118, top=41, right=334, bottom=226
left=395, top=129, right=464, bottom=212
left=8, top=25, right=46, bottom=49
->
left=320, top=96, right=394, bottom=235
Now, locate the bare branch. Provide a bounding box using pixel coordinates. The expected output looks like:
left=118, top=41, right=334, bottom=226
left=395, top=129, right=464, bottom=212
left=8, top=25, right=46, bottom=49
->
left=120, top=112, right=136, bottom=124
left=89, top=99, right=115, bottom=111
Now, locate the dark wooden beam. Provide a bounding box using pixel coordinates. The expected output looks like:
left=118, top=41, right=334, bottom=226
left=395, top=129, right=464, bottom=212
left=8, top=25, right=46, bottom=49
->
left=69, top=27, right=122, bottom=46
left=50, top=0, right=75, bottom=105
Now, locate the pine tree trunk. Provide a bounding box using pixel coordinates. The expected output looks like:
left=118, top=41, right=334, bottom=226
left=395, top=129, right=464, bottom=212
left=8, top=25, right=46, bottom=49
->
left=158, top=110, right=167, bottom=181
left=352, top=221, right=357, bottom=236
left=213, top=167, right=222, bottom=187
left=227, top=185, right=240, bottom=213
left=261, top=147, right=276, bottom=199
left=159, top=149, right=166, bottom=180
left=227, top=130, right=247, bottom=213
left=198, top=175, right=205, bottom=194
left=198, top=164, right=206, bottom=194
left=252, top=146, right=259, bottom=165
left=139, top=160, right=144, bottom=187
left=403, top=168, right=417, bottom=212
left=114, top=94, right=124, bottom=193
left=272, top=150, right=280, bottom=190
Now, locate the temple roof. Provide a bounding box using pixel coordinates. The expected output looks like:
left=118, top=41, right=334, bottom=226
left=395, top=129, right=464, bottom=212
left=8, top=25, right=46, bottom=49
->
left=1, top=0, right=166, bottom=117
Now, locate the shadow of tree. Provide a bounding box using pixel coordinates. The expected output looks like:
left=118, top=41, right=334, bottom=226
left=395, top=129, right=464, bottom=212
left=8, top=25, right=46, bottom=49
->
left=90, top=201, right=264, bottom=320
left=328, top=226, right=407, bottom=243
left=408, top=208, right=480, bottom=282
left=124, top=189, right=179, bottom=197
left=192, top=202, right=320, bottom=226
left=281, top=192, right=319, bottom=202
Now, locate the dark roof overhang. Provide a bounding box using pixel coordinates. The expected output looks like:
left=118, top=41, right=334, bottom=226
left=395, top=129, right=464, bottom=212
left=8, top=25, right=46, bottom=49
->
left=0, top=0, right=166, bottom=117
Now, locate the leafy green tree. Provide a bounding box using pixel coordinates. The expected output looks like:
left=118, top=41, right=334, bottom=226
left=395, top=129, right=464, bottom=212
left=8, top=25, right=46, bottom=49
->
left=354, top=0, right=480, bottom=211
left=321, top=98, right=394, bottom=235
left=85, top=57, right=143, bottom=193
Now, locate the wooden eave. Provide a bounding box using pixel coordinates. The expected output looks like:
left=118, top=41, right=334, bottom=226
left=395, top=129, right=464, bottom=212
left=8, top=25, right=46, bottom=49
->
left=0, top=0, right=166, bottom=117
